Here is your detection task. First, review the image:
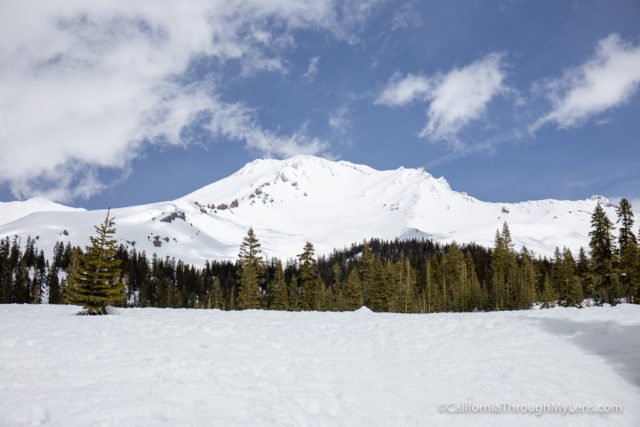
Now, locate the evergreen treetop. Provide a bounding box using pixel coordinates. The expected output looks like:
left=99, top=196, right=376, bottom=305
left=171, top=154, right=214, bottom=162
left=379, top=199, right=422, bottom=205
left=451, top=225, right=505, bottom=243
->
left=616, top=198, right=636, bottom=249
left=589, top=204, right=616, bottom=304
left=64, top=209, right=125, bottom=315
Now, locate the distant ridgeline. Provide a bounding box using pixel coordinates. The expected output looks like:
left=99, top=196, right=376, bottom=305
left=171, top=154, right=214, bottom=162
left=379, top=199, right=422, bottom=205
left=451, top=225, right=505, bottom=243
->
left=0, top=199, right=638, bottom=312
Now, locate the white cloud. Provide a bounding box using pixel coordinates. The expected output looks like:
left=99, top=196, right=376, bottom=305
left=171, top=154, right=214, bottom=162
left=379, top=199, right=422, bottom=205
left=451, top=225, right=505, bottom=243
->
left=390, top=3, right=423, bottom=31
left=375, top=73, right=431, bottom=106
left=303, top=56, right=320, bottom=81
left=328, top=106, right=352, bottom=134
left=0, top=0, right=376, bottom=201
left=532, top=34, right=640, bottom=131
left=206, top=99, right=329, bottom=158
left=376, top=53, right=507, bottom=146
left=421, top=53, right=506, bottom=143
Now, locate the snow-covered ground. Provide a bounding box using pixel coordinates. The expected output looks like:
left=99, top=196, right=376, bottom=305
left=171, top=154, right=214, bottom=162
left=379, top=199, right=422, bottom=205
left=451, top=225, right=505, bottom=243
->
left=1, top=304, right=639, bottom=426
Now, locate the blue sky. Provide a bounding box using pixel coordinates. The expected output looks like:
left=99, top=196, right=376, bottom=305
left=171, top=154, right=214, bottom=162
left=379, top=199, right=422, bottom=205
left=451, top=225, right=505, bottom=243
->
left=0, top=0, right=639, bottom=209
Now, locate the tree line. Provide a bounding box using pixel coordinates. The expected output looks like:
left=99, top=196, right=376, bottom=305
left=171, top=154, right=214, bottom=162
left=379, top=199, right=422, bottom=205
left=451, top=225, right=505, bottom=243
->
left=0, top=199, right=638, bottom=313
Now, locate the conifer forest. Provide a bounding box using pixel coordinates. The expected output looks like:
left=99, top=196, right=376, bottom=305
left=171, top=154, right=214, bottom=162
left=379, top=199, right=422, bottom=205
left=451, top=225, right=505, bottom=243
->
left=1, top=199, right=638, bottom=313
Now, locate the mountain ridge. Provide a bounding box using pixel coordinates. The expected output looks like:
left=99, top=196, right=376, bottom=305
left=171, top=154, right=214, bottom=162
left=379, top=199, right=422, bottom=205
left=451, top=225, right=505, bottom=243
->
left=0, top=155, right=623, bottom=265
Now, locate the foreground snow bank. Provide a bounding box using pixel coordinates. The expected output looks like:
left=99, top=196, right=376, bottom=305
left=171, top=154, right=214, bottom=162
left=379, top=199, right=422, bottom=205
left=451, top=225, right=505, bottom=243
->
left=1, top=305, right=639, bottom=426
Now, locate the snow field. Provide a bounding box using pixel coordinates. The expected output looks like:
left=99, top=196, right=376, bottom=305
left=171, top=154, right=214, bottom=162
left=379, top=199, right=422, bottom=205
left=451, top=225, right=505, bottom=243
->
left=1, top=304, right=639, bottom=426
left=0, top=156, right=628, bottom=265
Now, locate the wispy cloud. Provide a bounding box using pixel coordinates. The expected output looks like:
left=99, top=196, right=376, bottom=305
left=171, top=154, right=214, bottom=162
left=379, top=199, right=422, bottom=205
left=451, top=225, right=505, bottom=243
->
left=531, top=34, right=640, bottom=132
left=419, top=53, right=506, bottom=144
left=375, top=73, right=431, bottom=106
left=206, top=98, right=329, bottom=158
left=0, top=0, right=378, bottom=202
left=390, top=3, right=423, bottom=31
left=328, top=106, right=352, bottom=134
left=376, top=53, right=507, bottom=148
left=303, top=56, right=321, bottom=81
left=423, top=128, right=525, bottom=169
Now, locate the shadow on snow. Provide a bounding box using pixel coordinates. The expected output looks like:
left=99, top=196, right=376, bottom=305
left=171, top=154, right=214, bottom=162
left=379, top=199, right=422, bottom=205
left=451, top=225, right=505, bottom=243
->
left=535, top=316, right=640, bottom=390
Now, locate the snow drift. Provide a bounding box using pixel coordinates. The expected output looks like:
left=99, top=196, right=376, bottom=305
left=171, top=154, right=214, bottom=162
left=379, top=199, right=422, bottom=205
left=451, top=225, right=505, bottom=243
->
left=1, top=304, right=639, bottom=426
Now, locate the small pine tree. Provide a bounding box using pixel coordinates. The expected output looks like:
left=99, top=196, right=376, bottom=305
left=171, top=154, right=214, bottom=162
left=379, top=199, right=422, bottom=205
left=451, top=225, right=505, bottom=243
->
left=210, top=277, right=224, bottom=309
left=360, top=243, right=375, bottom=307
left=427, top=256, right=444, bottom=312
left=568, top=276, right=584, bottom=308
left=576, top=247, right=592, bottom=299
left=298, top=242, right=321, bottom=311
left=616, top=198, right=639, bottom=303
left=269, top=261, right=289, bottom=311
left=343, top=268, right=363, bottom=310
left=541, top=273, right=555, bottom=309
left=238, top=227, right=262, bottom=264
left=330, top=263, right=344, bottom=309
left=236, top=227, right=263, bottom=310
left=519, top=248, right=537, bottom=309
left=490, top=223, right=518, bottom=310
left=47, top=265, right=61, bottom=304
left=400, top=257, right=417, bottom=313
left=368, top=258, right=389, bottom=312
left=237, top=261, right=261, bottom=309
left=589, top=204, right=616, bottom=305
left=288, top=272, right=299, bottom=311
left=64, top=210, right=125, bottom=315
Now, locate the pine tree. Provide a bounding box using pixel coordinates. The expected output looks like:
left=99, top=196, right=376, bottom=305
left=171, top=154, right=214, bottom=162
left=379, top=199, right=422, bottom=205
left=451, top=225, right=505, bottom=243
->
left=464, top=251, right=483, bottom=311
left=561, top=248, right=578, bottom=306
left=518, top=248, right=537, bottom=309
left=342, top=268, right=363, bottom=310
left=399, top=256, right=417, bottom=313
left=360, top=243, right=375, bottom=307
left=616, top=198, right=639, bottom=303
left=298, top=242, right=321, bottom=310
left=576, top=247, right=592, bottom=299
left=64, top=210, right=125, bottom=315
left=541, top=273, right=555, bottom=308
left=552, top=247, right=577, bottom=306
left=238, top=227, right=262, bottom=264
left=14, top=259, right=30, bottom=303
left=427, top=256, right=444, bottom=312
left=269, top=260, right=288, bottom=311
left=236, top=228, right=263, bottom=310
left=491, top=223, right=517, bottom=310
left=47, top=266, right=61, bottom=304
left=0, top=238, right=11, bottom=303
left=589, top=204, right=616, bottom=305
left=32, top=252, right=46, bottom=304
left=442, top=243, right=466, bottom=311
left=568, top=276, right=584, bottom=308
left=210, top=276, right=224, bottom=309
left=288, top=272, right=300, bottom=311
left=319, top=279, right=334, bottom=311
left=368, top=258, right=389, bottom=312
left=330, top=263, right=344, bottom=310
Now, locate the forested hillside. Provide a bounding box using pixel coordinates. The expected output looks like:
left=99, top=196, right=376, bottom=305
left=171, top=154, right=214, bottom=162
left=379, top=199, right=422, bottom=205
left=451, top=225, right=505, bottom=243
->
left=1, top=200, right=638, bottom=313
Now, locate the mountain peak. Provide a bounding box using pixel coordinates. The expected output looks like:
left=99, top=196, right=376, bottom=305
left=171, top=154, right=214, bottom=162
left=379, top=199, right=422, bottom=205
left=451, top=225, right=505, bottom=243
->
left=183, top=155, right=446, bottom=205
left=239, top=155, right=440, bottom=181
left=0, top=156, right=626, bottom=264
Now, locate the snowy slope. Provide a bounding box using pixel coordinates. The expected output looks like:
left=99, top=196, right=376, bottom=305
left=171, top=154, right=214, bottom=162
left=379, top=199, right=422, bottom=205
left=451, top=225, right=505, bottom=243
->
left=1, top=304, right=639, bottom=426
left=0, top=197, right=85, bottom=225
left=0, top=155, right=624, bottom=264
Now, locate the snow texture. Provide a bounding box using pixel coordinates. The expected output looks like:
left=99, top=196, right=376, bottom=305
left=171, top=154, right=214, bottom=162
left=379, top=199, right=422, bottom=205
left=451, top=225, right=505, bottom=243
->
left=0, top=155, right=628, bottom=264
left=1, top=304, right=639, bottom=426
left=0, top=197, right=84, bottom=226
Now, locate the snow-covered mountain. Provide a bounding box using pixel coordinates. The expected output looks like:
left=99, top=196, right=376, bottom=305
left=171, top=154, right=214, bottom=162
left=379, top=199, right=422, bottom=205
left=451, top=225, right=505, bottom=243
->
left=0, top=197, right=85, bottom=225
left=0, top=155, right=623, bottom=264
